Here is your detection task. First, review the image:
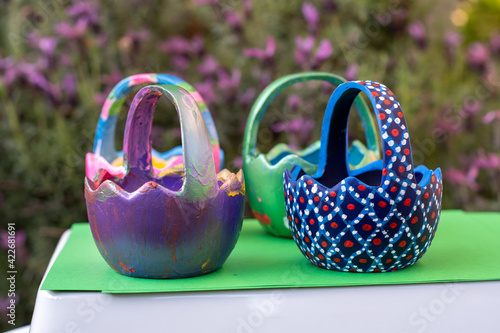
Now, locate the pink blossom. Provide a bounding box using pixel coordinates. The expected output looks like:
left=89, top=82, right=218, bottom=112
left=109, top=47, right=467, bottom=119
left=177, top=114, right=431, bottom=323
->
left=302, top=2, right=319, bottom=34
left=483, top=110, right=500, bottom=124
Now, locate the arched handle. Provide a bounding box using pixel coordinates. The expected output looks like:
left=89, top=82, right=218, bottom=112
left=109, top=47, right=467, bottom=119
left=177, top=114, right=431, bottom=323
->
left=123, top=85, right=218, bottom=199
left=316, top=81, right=414, bottom=184
left=94, top=73, right=221, bottom=171
left=242, top=72, right=380, bottom=161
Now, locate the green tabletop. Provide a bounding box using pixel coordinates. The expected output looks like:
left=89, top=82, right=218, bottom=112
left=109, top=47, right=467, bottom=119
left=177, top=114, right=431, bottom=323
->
left=41, top=210, right=500, bottom=293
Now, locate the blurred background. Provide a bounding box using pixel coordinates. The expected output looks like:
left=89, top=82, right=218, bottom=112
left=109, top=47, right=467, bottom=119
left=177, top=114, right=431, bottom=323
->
left=1, top=0, right=499, bottom=329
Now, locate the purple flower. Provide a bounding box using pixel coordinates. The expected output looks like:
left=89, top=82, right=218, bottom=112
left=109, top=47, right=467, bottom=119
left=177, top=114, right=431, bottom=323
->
left=161, top=36, right=192, bottom=55
left=193, top=0, right=218, bottom=4
left=243, top=37, right=276, bottom=61
left=407, top=21, right=427, bottom=49
left=345, top=63, right=359, bottom=81
left=444, top=31, right=462, bottom=62
left=171, top=55, right=189, bottom=71
left=225, top=11, right=241, bottom=31
left=294, top=36, right=315, bottom=66
left=243, top=0, right=253, bottom=19
left=66, top=1, right=100, bottom=26
left=314, top=39, right=333, bottom=63
left=302, top=2, right=319, bottom=35
left=232, top=156, right=243, bottom=169
left=434, top=110, right=461, bottom=134
left=483, top=110, right=500, bottom=124
left=474, top=150, right=500, bottom=170
left=54, top=19, right=87, bottom=38
left=198, top=55, right=220, bottom=77
left=62, top=74, right=77, bottom=99
left=195, top=80, right=217, bottom=105
left=272, top=117, right=315, bottom=144
left=460, top=97, right=483, bottom=117
left=287, top=94, right=302, bottom=111
left=239, top=88, right=256, bottom=108
left=191, top=35, right=204, bottom=55
left=217, top=68, right=241, bottom=91
left=27, top=33, right=59, bottom=57
left=445, top=166, right=480, bottom=191
left=467, top=42, right=490, bottom=71
left=295, top=35, right=315, bottom=54
left=490, top=34, right=500, bottom=55
left=295, top=36, right=332, bottom=69
left=444, top=30, right=462, bottom=49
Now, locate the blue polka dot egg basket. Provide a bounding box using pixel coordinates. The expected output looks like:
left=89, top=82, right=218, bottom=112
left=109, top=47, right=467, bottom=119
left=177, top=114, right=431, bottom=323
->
left=283, top=81, right=443, bottom=273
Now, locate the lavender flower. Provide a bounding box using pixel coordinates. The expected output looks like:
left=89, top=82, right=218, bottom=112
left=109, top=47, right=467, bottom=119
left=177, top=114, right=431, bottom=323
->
left=294, top=36, right=333, bottom=69
left=243, top=37, right=276, bottom=62
left=243, top=0, right=253, bottom=19
left=445, top=166, right=480, bottom=191
left=460, top=97, right=483, bottom=117
left=193, top=0, right=218, bottom=5
left=224, top=11, right=242, bottom=32
left=161, top=36, right=192, bottom=55
left=294, top=36, right=314, bottom=66
left=195, top=80, right=217, bottom=105
left=287, top=94, right=302, bottom=111
left=198, top=55, right=220, bottom=77
left=474, top=150, right=500, bottom=170
left=66, top=1, right=100, bottom=26
left=239, top=88, right=256, bottom=108
left=444, top=31, right=462, bottom=49
left=467, top=42, right=490, bottom=71
left=62, top=74, right=77, bottom=100
left=302, top=2, right=319, bottom=35
left=490, top=34, right=500, bottom=55
left=54, top=19, right=87, bottom=39
left=483, top=110, right=500, bottom=124
left=217, top=68, right=241, bottom=91
left=272, top=117, right=315, bottom=145
left=407, top=21, right=427, bottom=49
left=232, top=156, right=243, bottom=169
left=191, top=35, right=204, bottom=55
left=345, top=63, right=359, bottom=81
left=27, top=33, right=59, bottom=57
left=444, top=30, right=462, bottom=62
left=314, top=39, right=333, bottom=63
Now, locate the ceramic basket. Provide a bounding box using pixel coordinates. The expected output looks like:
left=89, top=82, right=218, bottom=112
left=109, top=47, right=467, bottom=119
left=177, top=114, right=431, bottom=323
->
left=86, top=73, right=224, bottom=180
left=243, top=73, right=380, bottom=238
left=284, top=81, right=443, bottom=273
left=85, top=85, right=245, bottom=278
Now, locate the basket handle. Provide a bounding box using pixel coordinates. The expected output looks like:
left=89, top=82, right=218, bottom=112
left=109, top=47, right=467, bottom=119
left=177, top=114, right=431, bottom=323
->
left=316, top=81, right=414, bottom=183
left=123, top=85, right=218, bottom=199
left=242, top=72, right=380, bottom=161
left=94, top=73, right=221, bottom=171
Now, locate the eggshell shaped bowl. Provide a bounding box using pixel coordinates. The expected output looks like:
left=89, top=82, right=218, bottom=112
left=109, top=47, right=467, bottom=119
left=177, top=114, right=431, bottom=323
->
left=284, top=81, right=442, bottom=273
left=86, top=73, right=224, bottom=180
left=243, top=72, right=380, bottom=238
left=85, top=85, right=244, bottom=279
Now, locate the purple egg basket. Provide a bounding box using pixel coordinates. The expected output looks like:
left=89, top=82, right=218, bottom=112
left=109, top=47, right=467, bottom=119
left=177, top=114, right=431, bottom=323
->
left=284, top=81, right=443, bottom=273
left=85, top=84, right=245, bottom=279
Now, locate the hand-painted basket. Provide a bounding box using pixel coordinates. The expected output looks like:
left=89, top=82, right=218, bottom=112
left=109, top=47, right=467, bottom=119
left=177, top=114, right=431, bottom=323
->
left=284, top=81, right=443, bottom=273
left=243, top=73, right=380, bottom=238
left=85, top=85, right=245, bottom=279
left=86, top=73, right=224, bottom=180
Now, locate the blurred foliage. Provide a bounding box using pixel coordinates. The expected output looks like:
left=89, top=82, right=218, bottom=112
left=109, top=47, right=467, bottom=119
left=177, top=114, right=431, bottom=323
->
left=0, top=0, right=499, bottom=329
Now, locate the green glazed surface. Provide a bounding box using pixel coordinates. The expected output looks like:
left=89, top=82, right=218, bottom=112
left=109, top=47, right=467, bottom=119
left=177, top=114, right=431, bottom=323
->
left=243, top=72, right=380, bottom=237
